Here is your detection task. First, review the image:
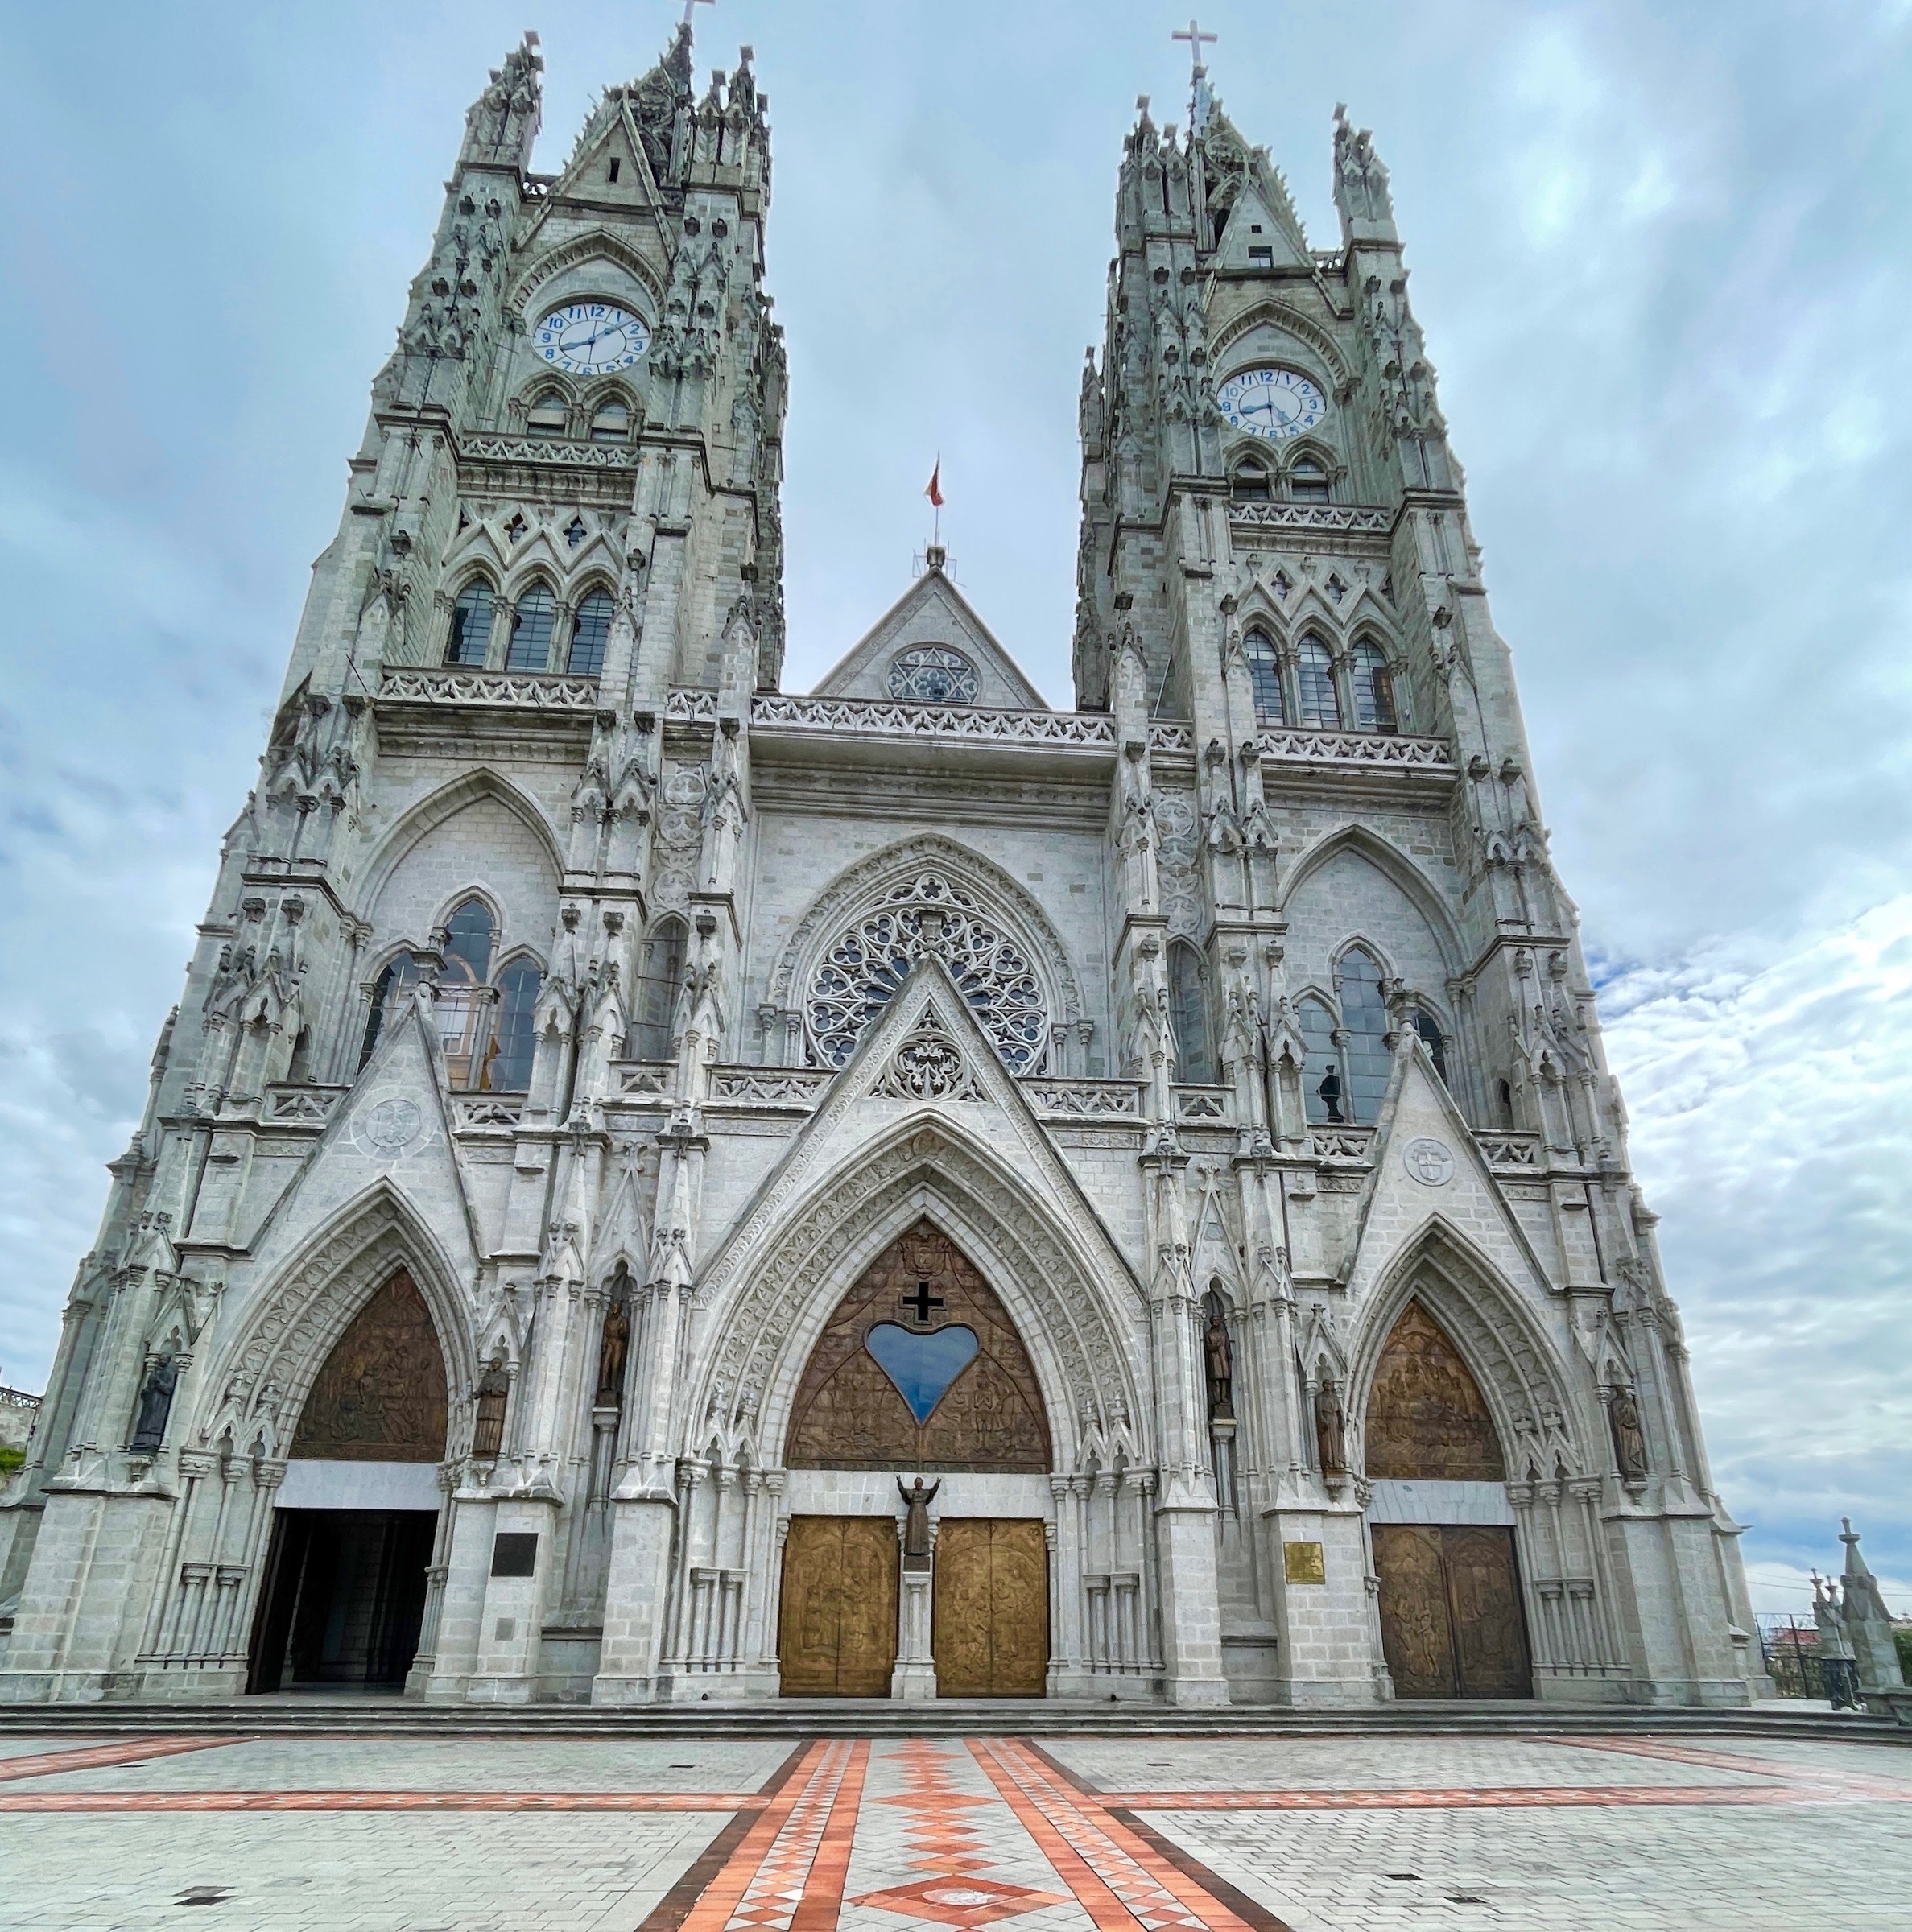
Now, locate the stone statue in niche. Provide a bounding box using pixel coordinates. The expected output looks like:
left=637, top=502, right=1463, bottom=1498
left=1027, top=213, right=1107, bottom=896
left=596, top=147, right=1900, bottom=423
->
left=472, top=1355, right=510, bottom=1459
left=1607, top=1383, right=1649, bottom=1481
left=1204, top=1309, right=1234, bottom=1419
left=130, top=1356, right=180, bottom=1454
left=597, top=1298, right=630, bottom=1407
left=1315, top=1377, right=1349, bottom=1477
left=898, top=1476, right=941, bottom=1571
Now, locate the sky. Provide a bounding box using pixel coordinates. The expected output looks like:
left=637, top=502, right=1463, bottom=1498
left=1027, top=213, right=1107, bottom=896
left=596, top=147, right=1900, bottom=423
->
left=1, top=0, right=1909, bottom=1617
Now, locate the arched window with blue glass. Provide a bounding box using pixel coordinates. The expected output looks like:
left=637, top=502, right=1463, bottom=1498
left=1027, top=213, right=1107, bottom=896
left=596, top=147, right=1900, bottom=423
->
left=1295, top=633, right=1341, bottom=729
left=1299, top=995, right=1341, bottom=1124
left=506, top=583, right=557, bottom=672
left=1352, top=638, right=1398, bottom=734
left=567, top=588, right=615, bottom=677
left=1168, top=939, right=1216, bottom=1085
left=1244, top=627, right=1285, bottom=726
left=445, top=580, right=497, bottom=667
left=1336, top=946, right=1393, bottom=1125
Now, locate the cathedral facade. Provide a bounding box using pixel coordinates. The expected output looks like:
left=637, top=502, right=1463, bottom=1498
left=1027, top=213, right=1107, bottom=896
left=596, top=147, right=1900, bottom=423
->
left=0, top=27, right=1765, bottom=1708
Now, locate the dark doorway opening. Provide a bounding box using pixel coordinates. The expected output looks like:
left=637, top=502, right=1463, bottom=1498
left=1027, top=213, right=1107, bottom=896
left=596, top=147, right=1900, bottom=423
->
left=247, top=1509, right=436, bottom=1694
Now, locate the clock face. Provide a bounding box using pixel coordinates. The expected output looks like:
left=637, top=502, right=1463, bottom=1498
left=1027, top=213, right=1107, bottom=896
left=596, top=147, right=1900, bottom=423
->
left=1217, top=365, right=1328, bottom=440
left=532, top=301, right=650, bottom=375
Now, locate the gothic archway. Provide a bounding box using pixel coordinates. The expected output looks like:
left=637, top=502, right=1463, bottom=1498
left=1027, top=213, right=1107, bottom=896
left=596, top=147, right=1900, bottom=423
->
left=787, top=1220, right=1051, bottom=1472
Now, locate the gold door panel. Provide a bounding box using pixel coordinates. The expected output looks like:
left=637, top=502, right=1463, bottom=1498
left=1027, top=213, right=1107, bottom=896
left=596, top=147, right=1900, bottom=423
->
left=778, top=1515, right=898, bottom=1697
left=933, top=1517, right=1048, bottom=1698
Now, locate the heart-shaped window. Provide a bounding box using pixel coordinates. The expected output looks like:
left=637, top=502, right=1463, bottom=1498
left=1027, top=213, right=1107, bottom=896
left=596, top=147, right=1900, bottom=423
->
left=865, top=1323, right=980, bottom=1423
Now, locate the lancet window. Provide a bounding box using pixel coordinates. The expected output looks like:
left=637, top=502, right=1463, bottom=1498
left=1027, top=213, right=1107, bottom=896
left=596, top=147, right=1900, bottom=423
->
left=506, top=584, right=556, bottom=671
left=1352, top=640, right=1398, bottom=733
left=1244, top=627, right=1285, bottom=725
left=1338, top=947, right=1393, bottom=1123
left=1288, top=456, right=1330, bottom=502
left=589, top=398, right=630, bottom=443
left=445, top=582, right=495, bottom=666
left=1298, top=948, right=1451, bottom=1126
left=630, top=916, right=688, bottom=1062
left=1168, top=939, right=1216, bottom=1085
left=1299, top=995, right=1341, bottom=1124
left=1229, top=458, right=1271, bottom=502
left=527, top=390, right=568, bottom=436
left=567, top=589, right=614, bottom=676
left=1295, top=634, right=1341, bottom=729
left=358, top=898, right=543, bottom=1092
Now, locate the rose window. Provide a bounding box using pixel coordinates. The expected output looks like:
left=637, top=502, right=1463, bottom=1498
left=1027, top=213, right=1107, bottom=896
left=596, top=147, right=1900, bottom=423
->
left=888, top=646, right=978, bottom=704
left=807, top=873, right=1049, bottom=1073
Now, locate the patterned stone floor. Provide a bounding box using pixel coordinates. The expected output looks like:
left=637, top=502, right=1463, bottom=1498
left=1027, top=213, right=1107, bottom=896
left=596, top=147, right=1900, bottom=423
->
left=0, top=1725, right=1908, bottom=1929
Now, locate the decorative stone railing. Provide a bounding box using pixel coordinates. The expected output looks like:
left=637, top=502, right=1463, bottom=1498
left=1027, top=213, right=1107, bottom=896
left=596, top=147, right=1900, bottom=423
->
left=1024, top=1079, right=1142, bottom=1117
left=1307, top=1126, right=1376, bottom=1161
left=1225, top=502, right=1394, bottom=535
left=263, top=1084, right=346, bottom=1125
left=1175, top=1084, right=1232, bottom=1121
left=666, top=687, right=719, bottom=721
left=708, top=1067, right=835, bottom=1107
left=749, top=692, right=1116, bottom=747
left=614, top=1063, right=674, bottom=1098
left=380, top=667, right=603, bottom=712
left=1476, top=1131, right=1543, bottom=1167
left=452, top=1096, right=525, bottom=1130
left=1253, top=729, right=1452, bottom=769
left=456, top=432, right=640, bottom=469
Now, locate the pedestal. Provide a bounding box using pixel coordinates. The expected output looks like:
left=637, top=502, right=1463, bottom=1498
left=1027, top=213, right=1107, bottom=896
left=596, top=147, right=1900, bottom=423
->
left=890, top=1564, right=938, bottom=1700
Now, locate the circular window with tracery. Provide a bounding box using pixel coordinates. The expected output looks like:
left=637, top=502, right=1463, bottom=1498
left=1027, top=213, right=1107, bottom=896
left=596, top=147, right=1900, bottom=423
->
left=807, top=873, right=1049, bottom=1073
left=888, top=646, right=978, bottom=704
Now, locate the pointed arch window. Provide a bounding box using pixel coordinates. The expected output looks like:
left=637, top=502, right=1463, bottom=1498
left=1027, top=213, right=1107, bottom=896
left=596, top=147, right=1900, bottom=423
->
left=1295, top=634, right=1341, bottom=730
left=1288, top=456, right=1331, bottom=502
left=589, top=398, right=630, bottom=443
left=489, top=957, right=543, bottom=1092
left=1168, top=940, right=1216, bottom=1085
left=360, top=952, right=419, bottom=1068
left=1337, top=947, right=1392, bottom=1125
left=527, top=390, right=568, bottom=437
left=1352, top=640, right=1398, bottom=733
left=1411, top=1009, right=1447, bottom=1084
left=631, top=915, right=688, bottom=1062
left=1229, top=458, right=1271, bottom=502
left=567, top=589, right=614, bottom=677
left=436, top=898, right=497, bottom=1087
left=506, top=584, right=556, bottom=671
left=1299, top=995, right=1341, bottom=1124
left=1244, top=628, right=1285, bottom=725
left=446, top=582, right=495, bottom=667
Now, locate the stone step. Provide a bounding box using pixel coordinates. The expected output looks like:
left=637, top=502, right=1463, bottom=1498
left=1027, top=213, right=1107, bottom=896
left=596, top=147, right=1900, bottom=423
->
left=0, top=1699, right=1902, bottom=1746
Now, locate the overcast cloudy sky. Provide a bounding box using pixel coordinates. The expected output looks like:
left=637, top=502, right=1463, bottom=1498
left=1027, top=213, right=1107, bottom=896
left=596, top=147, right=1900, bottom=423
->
left=2, top=0, right=1908, bottom=1612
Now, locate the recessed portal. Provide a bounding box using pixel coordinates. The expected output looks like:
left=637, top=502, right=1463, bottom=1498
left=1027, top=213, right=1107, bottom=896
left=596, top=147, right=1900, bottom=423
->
left=247, top=1509, right=436, bottom=1692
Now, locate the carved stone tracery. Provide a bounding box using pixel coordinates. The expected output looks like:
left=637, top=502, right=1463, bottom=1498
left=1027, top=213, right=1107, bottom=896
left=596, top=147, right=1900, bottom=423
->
left=1364, top=1299, right=1505, bottom=1481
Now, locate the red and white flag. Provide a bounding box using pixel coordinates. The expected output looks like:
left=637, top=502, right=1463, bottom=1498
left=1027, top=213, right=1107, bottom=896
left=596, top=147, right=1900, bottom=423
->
left=924, top=458, right=944, bottom=508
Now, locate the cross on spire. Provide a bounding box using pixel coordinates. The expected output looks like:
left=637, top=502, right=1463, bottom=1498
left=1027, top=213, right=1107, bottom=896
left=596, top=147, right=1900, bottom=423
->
left=1172, top=18, right=1216, bottom=79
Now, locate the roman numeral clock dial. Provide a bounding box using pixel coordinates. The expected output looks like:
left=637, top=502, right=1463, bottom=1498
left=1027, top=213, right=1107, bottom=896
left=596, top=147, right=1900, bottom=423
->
left=532, top=301, right=650, bottom=375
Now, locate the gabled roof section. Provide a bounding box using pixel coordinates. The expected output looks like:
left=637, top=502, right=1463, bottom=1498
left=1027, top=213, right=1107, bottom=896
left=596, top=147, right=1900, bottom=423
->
left=1200, top=100, right=1311, bottom=266
left=811, top=564, right=1049, bottom=711
left=1214, top=182, right=1311, bottom=272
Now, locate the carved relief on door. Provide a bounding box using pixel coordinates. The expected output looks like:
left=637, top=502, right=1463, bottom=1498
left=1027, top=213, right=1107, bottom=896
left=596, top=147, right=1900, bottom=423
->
left=290, top=1270, right=448, bottom=1462
left=778, top=1515, right=899, bottom=1697
left=1373, top=1523, right=1530, bottom=1699
left=932, top=1517, right=1049, bottom=1698
left=1364, top=1299, right=1505, bottom=1481
left=787, top=1220, right=1051, bottom=1473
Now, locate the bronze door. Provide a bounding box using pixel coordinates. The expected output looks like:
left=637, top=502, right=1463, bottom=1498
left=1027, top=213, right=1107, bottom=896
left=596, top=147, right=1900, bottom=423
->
left=778, top=1515, right=898, bottom=1697
left=933, top=1517, right=1049, bottom=1698
left=1373, top=1523, right=1531, bottom=1699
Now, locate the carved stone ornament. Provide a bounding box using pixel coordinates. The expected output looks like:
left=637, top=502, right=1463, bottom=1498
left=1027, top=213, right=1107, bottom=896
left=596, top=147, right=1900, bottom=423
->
left=1364, top=1299, right=1505, bottom=1482
left=807, top=872, right=1049, bottom=1074
left=872, top=1021, right=983, bottom=1102
left=787, top=1220, right=1051, bottom=1473
left=1402, top=1137, right=1455, bottom=1187
left=289, top=1269, right=449, bottom=1463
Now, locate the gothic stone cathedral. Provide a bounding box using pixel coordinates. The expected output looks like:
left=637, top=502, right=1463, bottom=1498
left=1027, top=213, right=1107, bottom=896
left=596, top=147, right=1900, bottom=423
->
left=0, top=27, right=1765, bottom=1710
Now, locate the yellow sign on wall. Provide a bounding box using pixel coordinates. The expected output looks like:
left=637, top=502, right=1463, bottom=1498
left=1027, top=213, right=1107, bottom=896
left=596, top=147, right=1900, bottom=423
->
left=1283, top=1540, right=1327, bottom=1585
